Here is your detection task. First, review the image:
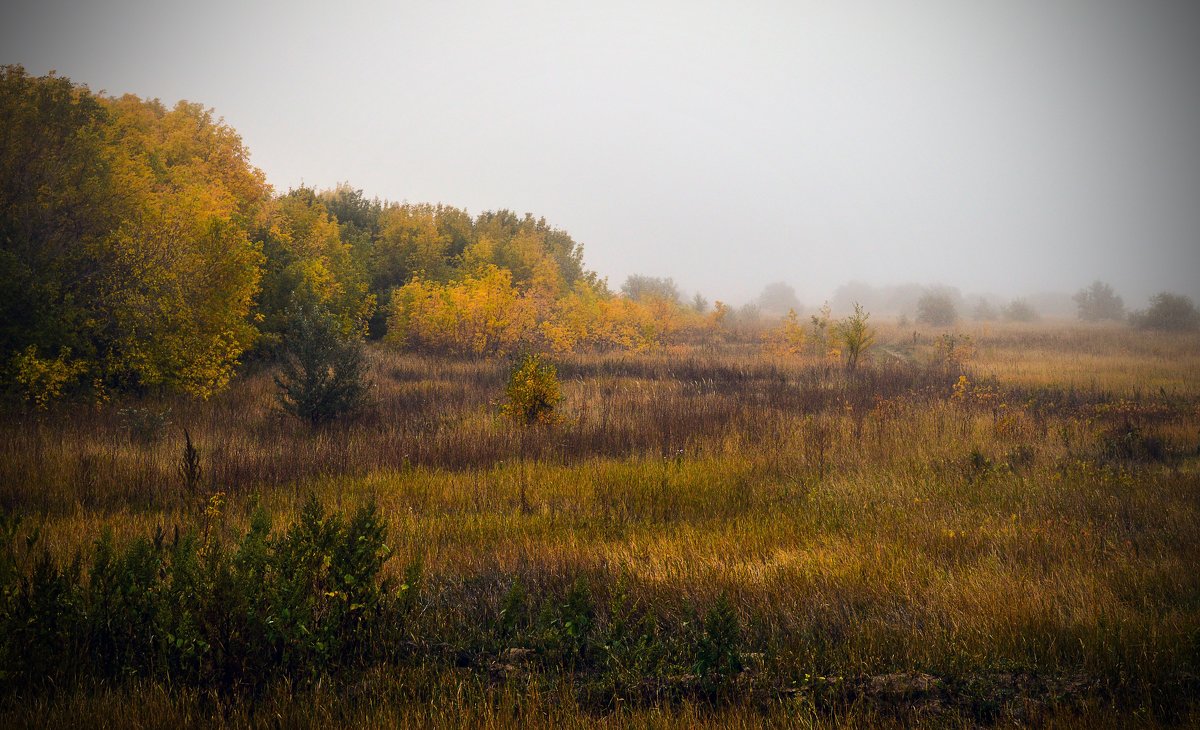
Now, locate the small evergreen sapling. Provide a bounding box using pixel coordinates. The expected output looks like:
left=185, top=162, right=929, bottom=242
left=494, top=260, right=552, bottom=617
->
left=275, top=307, right=371, bottom=425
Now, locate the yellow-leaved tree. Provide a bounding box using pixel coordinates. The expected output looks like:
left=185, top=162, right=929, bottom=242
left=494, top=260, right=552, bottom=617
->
left=386, top=265, right=536, bottom=356
left=257, top=187, right=375, bottom=350
left=88, top=95, right=271, bottom=397
left=765, top=309, right=807, bottom=355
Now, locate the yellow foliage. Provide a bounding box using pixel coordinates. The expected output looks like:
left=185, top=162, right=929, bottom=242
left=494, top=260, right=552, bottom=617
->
left=766, top=309, right=807, bottom=355
left=261, top=190, right=375, bottom=340
left=501, top=353, right=562, bottom=426
left=58, top=93, right=274, bottom=397
left=387, top=270, right=673, bottom=356
left=386, top=266, right=535, bottom=356
left=710, top=301, right=731, bottom=328
left=377, top=203, right=452, bottom=282
left=11, top=347, right=89, bottom=409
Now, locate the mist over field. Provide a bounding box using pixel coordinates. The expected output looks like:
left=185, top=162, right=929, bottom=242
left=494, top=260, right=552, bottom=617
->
left=5, top=2, right=1200, bottom=727
left=4, top=0, right=1198, bottom=307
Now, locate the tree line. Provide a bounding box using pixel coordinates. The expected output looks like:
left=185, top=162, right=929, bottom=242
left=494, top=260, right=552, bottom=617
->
left=6, top=67, right=1196, bottom=408
left=1, top=67, right=729, bottom=406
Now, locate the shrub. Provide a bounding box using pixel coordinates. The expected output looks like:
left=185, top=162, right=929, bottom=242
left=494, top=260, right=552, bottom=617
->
left=0, top=498, right=397, bottom=692
left=501, top=352, right=562, bottom=426
left=917, top=292, right=957, bottom=326
left=275, top=306, right=371, bottom=425
left=809, top=302, right=832, bottom=354
left=695, top=592, right=742, bottom=686
left=620, top=274, right=680, bottom=303
left=1130, top=292, right=1200, bottom=332
left=9, top=346, right=87, bottom=409
left=972, top=299, right=998, bottom=321
left=766, top=309, right=806, bottom=355
left=832, top=303, right=874, bottom=371
left=118, top=406, right=172, bottom=445
left=1073, top=281, right=1124, bottom=322
left=934, top=333, right=974, bottom=374
left=386, top=266, right=536, bottom=356
left=1001, top=298, right=1038, bottom=322
left=538, top=576, right=594, bottom=669
left=1097, top=421, right=1169, bottom=463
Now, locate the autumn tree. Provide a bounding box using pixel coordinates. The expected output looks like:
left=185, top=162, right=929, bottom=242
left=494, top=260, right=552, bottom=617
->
left=620, top=274, right=680, bottom=303
left=1, top=65, right=114, bottom=395
left=2, top=67, right=271, bottom=399
left=766, top=309, right=806, bottom=355
left=256, top=187, right=374, bottom=353
left=385, top=265, right=536, bottom=356
left=972, top=299, right=998, bottom=321
left=833, top=303, right=874, bottom=371
left=81, top=94, right=270, bottom=396
left=375, top=203, right=453, bottom=288
left=473, top=210, right=586, bottom=288
left=318, top=183, right=382, bottom=245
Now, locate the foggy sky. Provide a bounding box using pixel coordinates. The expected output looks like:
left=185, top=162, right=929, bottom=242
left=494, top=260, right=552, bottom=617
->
left=4, top=0, right=1198, bottom=307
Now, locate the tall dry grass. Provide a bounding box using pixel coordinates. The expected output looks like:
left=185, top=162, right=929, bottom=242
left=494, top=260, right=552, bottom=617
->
left=1, top=322, right=1198, bottom=725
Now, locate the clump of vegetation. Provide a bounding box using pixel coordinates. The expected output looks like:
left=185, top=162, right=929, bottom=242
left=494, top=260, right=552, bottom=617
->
left=756, top=281, right=801, bottom=315
left=275, top=307, right=371, bottom=425
left=177, top=428, right=203, bottom=502
left=118, top=406, right=172, bottom=445
left=9, top=346, right=88, bottom=409
left=1001, top=298, right=1038, bottom=322
left=917, top=291, right=957, bottom=326
left=695, top=592, right=743, bottom=690
left=809, top=302, right=833, bottom=354
left=620, top=274, right=680, bottom=303
left=833, top=303, right=874, bottom=371
left=972, top=299, right=998, bottom=321
left=1073, top=280, right=1125, bottom=322
left=766, top=309, right=806, bottom=355
left=0, top=498, right=397, bottom=693
left=1097, top=421, right=1169, bottom=463
left=934, top=333, right=975, bottom=375
left=1130, top=292, right=1200, bottom=332
left=501, top=352, right=562, bottom=426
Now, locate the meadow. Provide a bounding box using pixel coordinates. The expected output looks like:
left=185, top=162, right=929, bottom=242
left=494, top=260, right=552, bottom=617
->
left=1, top=321, right=1198, bottom=727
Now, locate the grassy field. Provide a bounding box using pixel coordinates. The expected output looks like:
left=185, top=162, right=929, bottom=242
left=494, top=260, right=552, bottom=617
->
left=2, top=321, right=1198, bottom=727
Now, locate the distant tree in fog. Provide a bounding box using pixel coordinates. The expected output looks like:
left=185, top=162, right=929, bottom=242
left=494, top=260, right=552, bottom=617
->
left=1130, top=292, right=1200, bottom=332
left=972, top=299, right=998, bottom=321
left=621, top=275, right=680, bottom=303
left=737, top=302, right=762, bottom=322
left=1001, top=299, right=1038, bottom=322
left=756, top=281, right=801, bottom=315
left=917, top=292, right=958, bottom=326
left=832, top=281, right=928, bottom=315
left=1073, top=281, right=1125, bottom=322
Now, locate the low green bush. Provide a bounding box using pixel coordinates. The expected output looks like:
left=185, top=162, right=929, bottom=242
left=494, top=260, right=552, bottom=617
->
left=0, top=498, right=400, bottom=693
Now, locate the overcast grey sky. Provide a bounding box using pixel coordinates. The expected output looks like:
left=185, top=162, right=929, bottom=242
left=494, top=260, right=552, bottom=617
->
left=4, top=0, right=1198, bottom=307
